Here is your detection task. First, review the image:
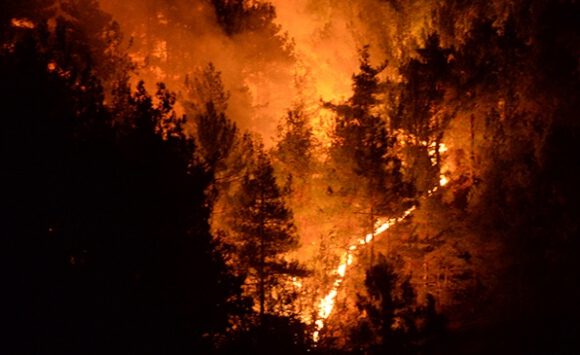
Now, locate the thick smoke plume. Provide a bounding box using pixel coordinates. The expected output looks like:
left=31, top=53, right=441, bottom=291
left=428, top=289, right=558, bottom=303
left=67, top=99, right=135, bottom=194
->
left=98, top=0, right=439, bottom=144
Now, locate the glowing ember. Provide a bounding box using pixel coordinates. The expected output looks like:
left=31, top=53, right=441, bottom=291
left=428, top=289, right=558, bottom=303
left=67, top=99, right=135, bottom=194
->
left=439, top=175, right=449, bottom=186
left=292, top=277, right=303, bottom=289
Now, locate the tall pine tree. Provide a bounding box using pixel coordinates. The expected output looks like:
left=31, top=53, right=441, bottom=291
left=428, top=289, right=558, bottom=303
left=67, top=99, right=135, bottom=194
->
left=231, top=144, right=302, bottom=323
left=327, top=46, right=410, bottom=265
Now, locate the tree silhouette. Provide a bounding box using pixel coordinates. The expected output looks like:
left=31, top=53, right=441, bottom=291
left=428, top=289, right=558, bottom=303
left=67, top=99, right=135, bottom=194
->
left=1, top=16, right=243, bottom=354
left=230, top=143, right=304, bottom=323
left=275, top=104, right=315, bottom=177
left=326, top=46, right=411, bottom=266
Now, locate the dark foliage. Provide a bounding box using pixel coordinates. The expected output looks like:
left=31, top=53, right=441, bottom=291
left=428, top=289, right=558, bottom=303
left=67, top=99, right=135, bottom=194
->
left=351, top=255, right=446, bottom=354
left=1, top=17, right=242, bottom=354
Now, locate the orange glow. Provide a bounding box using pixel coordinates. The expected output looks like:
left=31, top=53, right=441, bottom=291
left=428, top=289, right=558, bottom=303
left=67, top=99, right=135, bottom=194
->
left=95, top=1, right=457, bottom=342
left=311, top=174, right=450, bottom=341
left=312, top=205, right=417, bottom=341
left=11, top=18, right=35, bottom=29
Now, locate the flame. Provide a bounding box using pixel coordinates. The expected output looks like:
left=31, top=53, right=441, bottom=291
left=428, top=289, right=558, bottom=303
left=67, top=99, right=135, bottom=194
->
left=311, top=176, right=448, bottom=341
left=438, top=144, right=449, bottom=186
left=312, top=205, right=417, bottom=341
left=11, top=18, right=35, bottom=29
left=292, top=276, right=303, bottom=289
left=428, top=142, right=448, bottom=166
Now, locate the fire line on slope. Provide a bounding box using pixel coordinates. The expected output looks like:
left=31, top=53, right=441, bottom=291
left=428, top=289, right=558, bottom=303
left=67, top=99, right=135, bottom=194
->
left=311, top=183, right=445, bottom=342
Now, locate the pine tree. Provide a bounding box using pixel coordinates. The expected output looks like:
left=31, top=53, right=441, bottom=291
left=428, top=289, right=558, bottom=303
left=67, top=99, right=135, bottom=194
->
left=332, top=46, right=408, bottom=208
left=184, top=64, right=237, bottom=186
left=327, top=46, right=410, bottom=265
left=395, top=33, right=453, bottom=192
left=351, top=254, right=419, bottom=354
left=275, top=103, right=315, bottom=177
left=231, top=144, right=302, bottom=323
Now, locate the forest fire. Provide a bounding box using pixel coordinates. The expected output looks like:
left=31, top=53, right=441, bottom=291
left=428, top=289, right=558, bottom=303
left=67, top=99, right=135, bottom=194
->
left=311, top=167, right=449, bottom=342
left=312, top=205, right=417, bottom=342
left=2, top=0, right=578, bottom=353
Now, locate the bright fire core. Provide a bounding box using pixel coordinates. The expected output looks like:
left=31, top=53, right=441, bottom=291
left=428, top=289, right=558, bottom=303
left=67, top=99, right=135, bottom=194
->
left=311, top=164, right=450, bottom=341
left=312, top=206, right=417, bottom=342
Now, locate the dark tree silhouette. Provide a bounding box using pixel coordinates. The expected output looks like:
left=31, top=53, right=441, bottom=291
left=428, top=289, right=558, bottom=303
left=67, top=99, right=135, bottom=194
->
left=351, top=254, right=446, bottom=355
left=1, top=16, right=243, bottom=354
left=231, top=144, right=303, bottom=321
left=326, top=46, right=412, bottom=266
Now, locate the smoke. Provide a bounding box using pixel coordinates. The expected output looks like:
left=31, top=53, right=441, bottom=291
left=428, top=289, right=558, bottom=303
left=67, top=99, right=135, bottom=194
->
left=97, top=0, right=448, bottom=146
left=98, top=0, right=295, bottom=144
left=272, top=0, right=359, bottom=101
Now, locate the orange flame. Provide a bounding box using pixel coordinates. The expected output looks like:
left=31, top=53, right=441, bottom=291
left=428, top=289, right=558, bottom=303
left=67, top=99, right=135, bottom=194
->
left=312, top=205, right=417, bottom=342
left=312, top=164, right=451, bottom=342
left=11, top=18, right=35, bottom=29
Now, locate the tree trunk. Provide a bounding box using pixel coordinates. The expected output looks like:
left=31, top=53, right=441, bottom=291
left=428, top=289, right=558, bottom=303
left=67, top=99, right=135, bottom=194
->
left=259, top=239, right=265, bottom=325
left=470, top=113, right=475, bottom=177
left=258, top=190, right=265, bottom=327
